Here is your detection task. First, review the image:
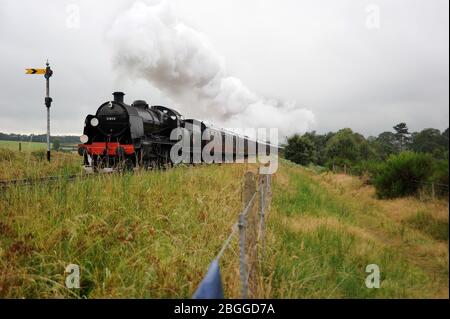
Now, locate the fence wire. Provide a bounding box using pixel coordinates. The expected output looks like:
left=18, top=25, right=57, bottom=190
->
left=199, top=170, right=272, bottom=299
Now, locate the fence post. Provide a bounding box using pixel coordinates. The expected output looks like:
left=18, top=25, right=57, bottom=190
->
left=259, top=174, right=266, bottom=253
left=238, top=212, right=247, bottom=299
left=239, top=171, right=255, bottom=299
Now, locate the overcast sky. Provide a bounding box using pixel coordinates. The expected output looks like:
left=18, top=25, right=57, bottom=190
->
left=0, top=0, right=448, bottom=138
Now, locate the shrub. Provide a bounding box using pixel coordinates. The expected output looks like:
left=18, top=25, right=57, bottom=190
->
left=373, top=152, right=434, bottom=199
left=285, top=134, right=316, bottom=165
left=431, top=159, right=449, bottom=196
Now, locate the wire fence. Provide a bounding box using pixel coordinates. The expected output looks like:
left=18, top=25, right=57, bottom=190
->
left=193, top=170, right=272, bottom=299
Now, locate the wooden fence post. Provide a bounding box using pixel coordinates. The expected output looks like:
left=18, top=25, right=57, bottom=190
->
left=239, top=171, right=256, bottom=299
left=258, top=174, right=266, bottom=247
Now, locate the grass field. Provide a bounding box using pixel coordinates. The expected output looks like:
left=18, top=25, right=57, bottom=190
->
left=0, top=151, right=448, bottom=298
left=0, top=148, right=81, bottom=180
left=0, top=141, right=48, bottom=152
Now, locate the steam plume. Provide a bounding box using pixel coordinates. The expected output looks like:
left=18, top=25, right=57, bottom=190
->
left=108, top=0, right=315, bottom=138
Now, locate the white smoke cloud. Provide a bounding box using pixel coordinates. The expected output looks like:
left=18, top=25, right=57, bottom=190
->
left=108, top=0, right=315, bottom=139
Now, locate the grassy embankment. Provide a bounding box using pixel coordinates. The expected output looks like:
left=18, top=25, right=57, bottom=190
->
left=0, top=148, right=81, bottom=180
left=0, top=150, right=448, bottom=298
left=265, top=160, right=448, bottom=298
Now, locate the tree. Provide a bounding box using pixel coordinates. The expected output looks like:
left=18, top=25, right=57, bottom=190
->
left=359, top=138, right=378, bottom=161
left=443, top=128, right=449, bottom=140
left=302, top=131, right=334, bottom=165
left=410, top=128, right=446, bottom=155
left=375, top=131, right=398, bottom=158
left=353, top=132, right=377, bottom=161
left=285, top=134, right=316, bottom=165
left=443, top=128, right=450, bottom=160
left=325, top=128, right=362, bottom=166
left=393, top=123, right=411, bottom=152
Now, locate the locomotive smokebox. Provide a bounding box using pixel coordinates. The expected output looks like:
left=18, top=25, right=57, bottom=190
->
left=113, top=92, right=125, bottom=103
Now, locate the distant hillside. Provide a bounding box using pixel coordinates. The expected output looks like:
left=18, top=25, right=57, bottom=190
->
left=0, top=132, right=80, bottom=144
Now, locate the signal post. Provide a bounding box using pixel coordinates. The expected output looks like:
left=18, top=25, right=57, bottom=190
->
left=26, top=60, right=53, bottom=161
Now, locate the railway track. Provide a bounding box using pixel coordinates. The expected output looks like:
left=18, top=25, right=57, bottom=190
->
left=0, top=163, right=194, bottom=190
left=0, top=167, right=162, bottom=190
left=0, top=174, right=85, bottom=189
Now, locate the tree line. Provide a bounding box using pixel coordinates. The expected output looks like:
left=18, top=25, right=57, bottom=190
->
left=0, top=133, right=80, bottom=145
left=284, top=123, right=449, bottom=198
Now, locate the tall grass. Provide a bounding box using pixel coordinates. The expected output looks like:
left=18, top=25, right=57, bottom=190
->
left=406, top=211, right=449, bottom=241
left=0, top=153, right=448, bottom=298
left=0, top=161, right=254, bottom=298
left=262, top=160, right=448, bottom=298
left=0, top=149, right=81, bottom=180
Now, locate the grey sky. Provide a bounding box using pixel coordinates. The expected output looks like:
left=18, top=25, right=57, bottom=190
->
left=0, top=0, right=448, bottom=137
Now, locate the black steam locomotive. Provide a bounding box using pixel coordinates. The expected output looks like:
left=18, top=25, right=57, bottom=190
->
left=78, top=92, right=276, bottom=171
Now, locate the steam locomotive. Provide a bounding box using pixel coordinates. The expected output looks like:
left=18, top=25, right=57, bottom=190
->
left=78, top=92, right=276, bottom=171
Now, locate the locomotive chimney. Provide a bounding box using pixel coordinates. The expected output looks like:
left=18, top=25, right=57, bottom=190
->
left=113, top=92, right=125, bottom=103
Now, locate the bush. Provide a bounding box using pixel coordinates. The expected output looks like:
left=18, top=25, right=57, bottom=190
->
left=431, top=159, right=449, bottom=196
left=373, top=152, right=434, bottom=199
left=285, top=134, right=316, bottom=165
